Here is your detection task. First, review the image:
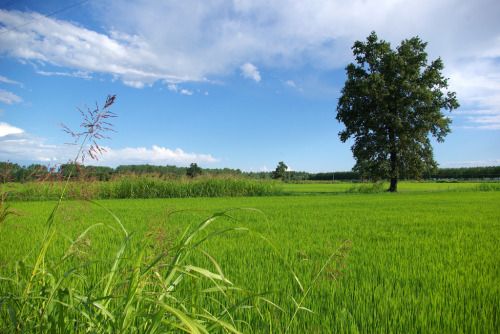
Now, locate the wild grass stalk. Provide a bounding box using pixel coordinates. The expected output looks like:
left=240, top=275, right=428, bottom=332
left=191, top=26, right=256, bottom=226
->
left=0, top=163, right=16, bottom=233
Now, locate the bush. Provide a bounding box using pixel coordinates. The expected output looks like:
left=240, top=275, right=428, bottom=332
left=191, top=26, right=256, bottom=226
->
left=476, top=182, right=500, bottom=191
left=346, top=182, right=385, bottom=194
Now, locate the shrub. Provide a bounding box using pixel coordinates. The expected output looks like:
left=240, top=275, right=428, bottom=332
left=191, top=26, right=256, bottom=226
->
left=346, top=182, right=385, bottom=194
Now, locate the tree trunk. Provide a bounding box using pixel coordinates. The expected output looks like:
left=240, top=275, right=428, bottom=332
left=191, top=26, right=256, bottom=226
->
left=388, top=177, right=398, bottom=192
left=388, top=128, right=398, bottom=192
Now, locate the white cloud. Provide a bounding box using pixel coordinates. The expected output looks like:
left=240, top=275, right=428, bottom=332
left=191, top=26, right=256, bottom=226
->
left=123, top=80, right=146, bottom=89
left=0, top=122, right=24, bottom=136
left=36, top=69, right=92, bottom=80
left=283, top=79, right=303, bottom=92
left=260, top=166, right=269, bottom=172
left=0, top=131, right=74, bottom=164
left=0, top=125, right=218, bottom=167
left=447, top=57, right=500, bottom=130
left=240, top=63, right=261, bottom=82
left=0, top=89, right=23, bottom=104
left=0, top=9, right=190, bottom=86
left=77, top=145, right=219, bottom=167
left=166, top=84, right=194, bottom=95
left=0, top=1, right=499, bottom=131
left=1, top=1, right=499, bottom=86
left=466, top=114, right=500, bottom=129
left=0, top=75, right=24, bottom=87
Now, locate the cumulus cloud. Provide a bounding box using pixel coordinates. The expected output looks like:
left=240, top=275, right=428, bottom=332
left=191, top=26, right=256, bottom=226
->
left=96, top=146, right=218, bottom=166
left=0, top=129, right=73, bottom=163
left=0, top=123, right=218, bottom=167
left=240, top=63, right=261, bottom=82
left=0, top=122, right=24, bottom=136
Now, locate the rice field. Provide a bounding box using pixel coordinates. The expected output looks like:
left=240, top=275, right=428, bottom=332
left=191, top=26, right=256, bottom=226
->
left=1, top=186, right=498, bottom=332
left=282, top=180, right=497, bottom=193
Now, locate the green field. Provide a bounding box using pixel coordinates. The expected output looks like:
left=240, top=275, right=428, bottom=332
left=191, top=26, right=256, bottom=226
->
left=1, top=185, right=499, bottom=332
left=282, top=180, right=497, bottom=193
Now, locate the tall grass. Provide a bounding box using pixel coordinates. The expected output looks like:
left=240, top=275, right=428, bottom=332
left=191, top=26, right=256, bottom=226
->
left=0, top=162, right=23, bottom=233
left=0, top=207, right=287, bottom=332
left=9, top=175, right=285, bottom=201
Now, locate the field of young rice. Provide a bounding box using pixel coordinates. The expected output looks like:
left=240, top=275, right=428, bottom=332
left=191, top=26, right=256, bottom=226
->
left=282, top=181, right=498, bottom=194
left=1, top=190, right=499, bottom=332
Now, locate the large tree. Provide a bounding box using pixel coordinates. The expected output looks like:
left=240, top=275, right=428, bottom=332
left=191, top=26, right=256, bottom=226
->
left=336, top=32, right=459, bottom=192
left=271, top=161, right=288, bottom=180
left=186, top=163, right=202, bottom=178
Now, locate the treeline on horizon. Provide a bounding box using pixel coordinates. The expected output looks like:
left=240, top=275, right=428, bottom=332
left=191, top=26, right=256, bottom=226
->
left=2, top=162, right=500, bottom=183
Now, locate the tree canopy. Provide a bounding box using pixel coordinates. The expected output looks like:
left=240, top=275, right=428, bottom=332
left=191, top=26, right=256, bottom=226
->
left=271, top=161, right=288, bottom=180
left=336, top=31, right=460, bottom=192
left=186, top=163, right=202, bottom=178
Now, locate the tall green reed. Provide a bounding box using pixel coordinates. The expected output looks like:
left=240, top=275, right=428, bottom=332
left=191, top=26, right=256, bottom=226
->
left=9, top=175, right=285, bottom=201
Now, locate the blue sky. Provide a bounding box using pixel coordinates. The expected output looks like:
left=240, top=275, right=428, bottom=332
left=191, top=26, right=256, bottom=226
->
left=0, top=0, right=499, bottom=173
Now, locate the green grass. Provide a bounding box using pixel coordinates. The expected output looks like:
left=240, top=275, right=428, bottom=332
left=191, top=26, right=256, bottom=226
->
left=2, top=191, right=499, bottom=332
left=283, top=180, right=496, bottom=194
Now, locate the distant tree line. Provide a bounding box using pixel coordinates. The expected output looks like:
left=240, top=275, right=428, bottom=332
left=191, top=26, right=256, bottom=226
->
left=1, top=161, right=499, bottom=183
left=0, top=162, right=243, bottom=183
left=299, top=167, right=500, bottom=181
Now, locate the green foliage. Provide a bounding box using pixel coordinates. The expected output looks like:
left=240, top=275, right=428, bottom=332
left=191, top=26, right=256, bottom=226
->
left=186, top=163, right=203, bottom=178
left=476, top=182, right=500, bottom=191
left=347, top=182, right=385, bottom=194
left=271, top=161, right=288, bottom=180
left=430, top=166, right=500, bottom=179
left=336, top=31, right=460, bottom=192
left=3, top=162, right=499, bottom=184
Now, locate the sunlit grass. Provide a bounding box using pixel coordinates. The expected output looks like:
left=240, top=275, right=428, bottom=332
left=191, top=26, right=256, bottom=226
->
left=2, top=191, right=499, bottom=332
left=282, top=180, right=496, bottom=193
